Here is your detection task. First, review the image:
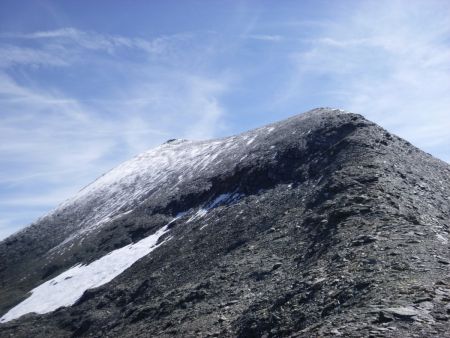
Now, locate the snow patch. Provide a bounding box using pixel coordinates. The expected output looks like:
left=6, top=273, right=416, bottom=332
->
left=436, top=233, right=448, bottom=244
left=187, top=193, right=242, bottom=223
left=239, top=155, right=248, bottom=162
left=0, top=219, right=177, bottom=323
left=333, top=108, right=348, bottom=113
left=209, top=193, right=235, bottom=208
left=187, top=209, right=208, bottom=223
left=246, top=136, right=257, bottom=145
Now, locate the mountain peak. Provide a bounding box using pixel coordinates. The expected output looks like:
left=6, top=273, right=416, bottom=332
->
left=162, top=138, right=189, bottom=145
left=1, top=108, right=449, bottom=337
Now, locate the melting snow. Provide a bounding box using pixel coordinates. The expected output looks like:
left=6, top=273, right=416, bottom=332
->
left=187, top=193, right=241, bottom=223
left=1, top=190, right=244, bottom=323
left=0, top=220, right=175, bottom=323
left=208, top=193, right=235, bottom=208
left=187, top=209, right=208, bottom=223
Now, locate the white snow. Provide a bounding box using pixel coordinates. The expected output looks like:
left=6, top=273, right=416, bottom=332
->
left=187, top=193, right=241, bottom=223
left=48, top=141, right=230, bottom=248
left=208, top=193, right=234, bottom=208
left=436, top=233, right=448, bottom=244
left=246, top=136, right=257, bottom=145
left=187, top=209, right=208, bottom=223
left=46, top=133, right=260, bottom=250
left=0, top=220, right=175, bottom=323
left=239, top=155, right=248, bottom=162
left=1, top=189, right=246, bottom=323
left=333, top=108, right=348, bottom=114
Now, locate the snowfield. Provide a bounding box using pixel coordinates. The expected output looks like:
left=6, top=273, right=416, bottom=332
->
left=0, top=221, right=173, bottom=323
left=0, top=191, right=241, bottom=323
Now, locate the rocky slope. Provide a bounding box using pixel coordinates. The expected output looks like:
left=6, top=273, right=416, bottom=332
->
left=0, top=108, right=449, bottom=337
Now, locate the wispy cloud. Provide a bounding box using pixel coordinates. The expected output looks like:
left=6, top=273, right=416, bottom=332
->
left=278, top=0, right=450, bottom=158
left=2, top=27, right=192, bottom=55
left=0, top=27, right=231, bottom=239
left=0, top=45, right=68, bottom=67
left=242, top=34, right=283, bottom=42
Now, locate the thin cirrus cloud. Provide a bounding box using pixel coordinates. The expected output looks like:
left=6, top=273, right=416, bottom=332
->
left=0, top=45, right=68, bottom=67
left=241, top=34, right=284, bottom=42
left=0, top=27, right=230, bottom=239
left=1, top=27, right=190, bottom=55
left=277, top=0, right=450, bottom=162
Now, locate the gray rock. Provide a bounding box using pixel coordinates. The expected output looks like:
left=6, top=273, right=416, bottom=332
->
left=383, top=307, right=420, bottom=319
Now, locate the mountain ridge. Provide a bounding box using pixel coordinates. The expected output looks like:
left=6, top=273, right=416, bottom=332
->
left=1, top=108, right=449, bottom=337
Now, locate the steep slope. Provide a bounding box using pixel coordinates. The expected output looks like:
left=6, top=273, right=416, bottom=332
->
left=0, top=108, right=449, bottom=337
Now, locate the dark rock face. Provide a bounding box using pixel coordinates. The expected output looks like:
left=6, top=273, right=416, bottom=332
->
left=0, top=108, right=449, bottom=337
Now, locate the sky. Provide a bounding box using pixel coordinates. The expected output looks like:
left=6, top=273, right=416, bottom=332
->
left=1, top=0, right=450, bottom=240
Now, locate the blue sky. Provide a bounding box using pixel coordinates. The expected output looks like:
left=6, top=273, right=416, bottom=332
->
left=1, top=0, right=450, bottom=240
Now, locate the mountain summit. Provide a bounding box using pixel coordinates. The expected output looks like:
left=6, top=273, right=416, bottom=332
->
left=1, top=108, right=449, bottom=337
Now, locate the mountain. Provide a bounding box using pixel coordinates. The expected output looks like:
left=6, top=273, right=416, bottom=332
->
left=0, top=108, right=449, bottom=337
